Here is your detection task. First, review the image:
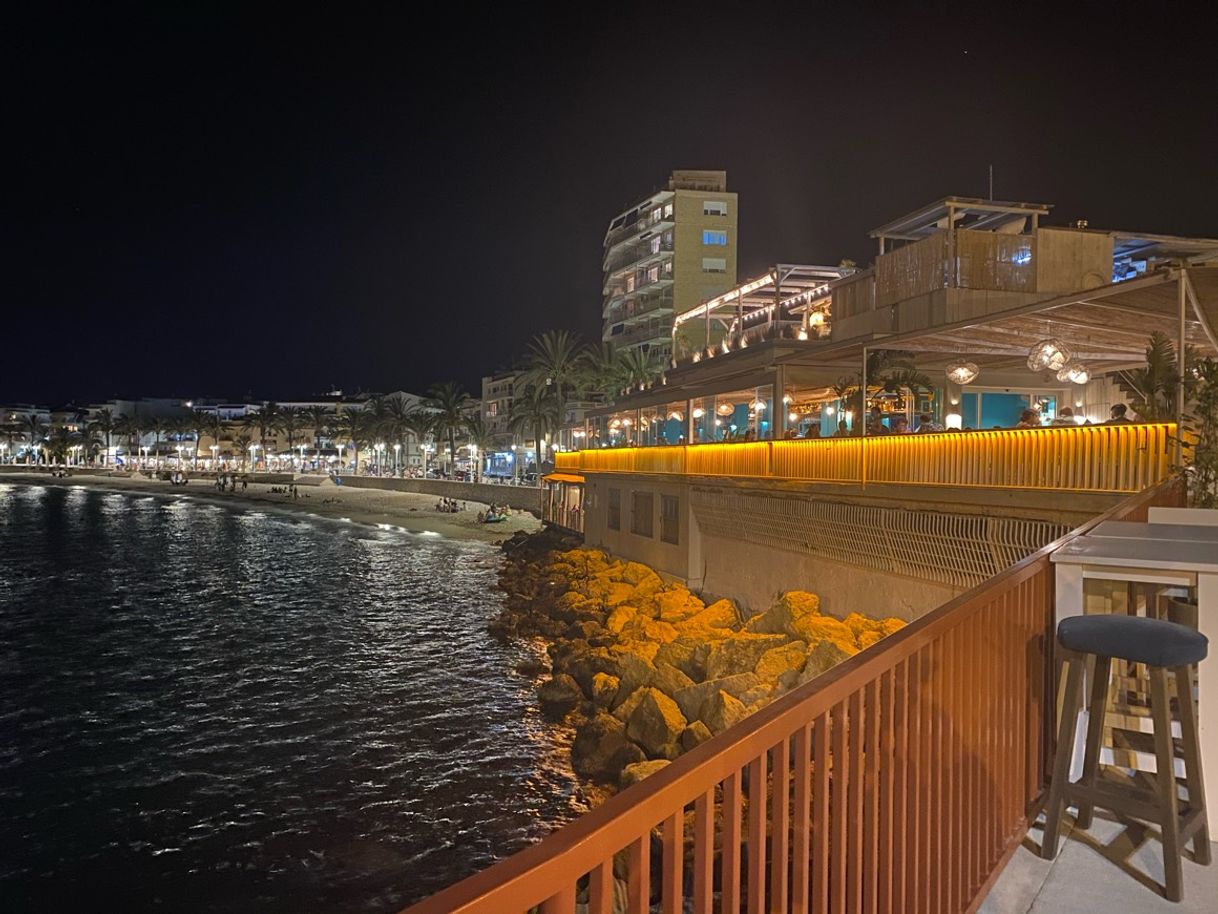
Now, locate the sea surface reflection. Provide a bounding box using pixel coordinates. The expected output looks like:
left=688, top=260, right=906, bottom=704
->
left=0, top=484, right=582, bottom=912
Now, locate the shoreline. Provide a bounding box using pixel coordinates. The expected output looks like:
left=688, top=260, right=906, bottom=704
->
left=0, top=472, right=542, bottom=544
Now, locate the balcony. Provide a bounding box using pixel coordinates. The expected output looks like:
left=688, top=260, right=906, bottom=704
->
left=404, top=479, right=1207, bottom=914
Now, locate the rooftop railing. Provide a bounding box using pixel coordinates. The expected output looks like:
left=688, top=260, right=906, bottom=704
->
left=401, top=480, right=1183, bottom=914
left=554, top=423, right=1177, bottom=494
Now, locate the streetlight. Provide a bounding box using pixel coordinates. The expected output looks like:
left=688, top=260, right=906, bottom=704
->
left=510, top=443, right=518, bottom=486
left=393, top=442, right=400, bottom=475
left=249, top=443, right=258, bottom=472
left=210, top=444, right=219, bottom=468
left=298, top=443, right=307, bottom=470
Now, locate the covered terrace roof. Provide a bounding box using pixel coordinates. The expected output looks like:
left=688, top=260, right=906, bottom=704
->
left=588, top=264, right=1218, bottom=419
left=802, top=264, right=1218, bottom=377
left=672, top=264, right=851, bottom=334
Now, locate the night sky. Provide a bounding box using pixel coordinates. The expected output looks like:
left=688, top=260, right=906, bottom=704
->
left=4, top=4, right=1217, bottom=406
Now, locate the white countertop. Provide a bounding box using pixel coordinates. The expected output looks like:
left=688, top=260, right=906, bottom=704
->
left=1089, top=521, right=1218, bottom=544
left=1051, top=534, right=1218, bottom=572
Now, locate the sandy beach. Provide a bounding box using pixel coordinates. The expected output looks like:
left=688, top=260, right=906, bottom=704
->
left=0, top=471, right=542, bottom=543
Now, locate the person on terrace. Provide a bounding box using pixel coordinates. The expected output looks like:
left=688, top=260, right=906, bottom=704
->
left=866, top=406, right=889, bottom=435
left=1051, top=407, right=1076, bottom=426
left=1106, top=403, right=1134, bottom=424
left=1015, top=408, right=1041, bottom=429
left=915, top=412, right=942, bottom=434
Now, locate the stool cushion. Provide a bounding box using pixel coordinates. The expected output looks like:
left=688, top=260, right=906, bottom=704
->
left=1057, top=614, right=1208, bottom=667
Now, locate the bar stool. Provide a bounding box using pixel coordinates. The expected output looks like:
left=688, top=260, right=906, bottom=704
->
left=1042, top=614, right=1211, bottom=901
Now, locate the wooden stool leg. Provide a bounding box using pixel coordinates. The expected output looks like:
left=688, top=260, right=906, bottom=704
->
left=1076, top=654, right=1112, bottom=829
left=1174, top=665, right=1211, bottom=865
left=1043, top=654, right=1086, bottom=859
left=1150, top=667, right=1184, bottom=901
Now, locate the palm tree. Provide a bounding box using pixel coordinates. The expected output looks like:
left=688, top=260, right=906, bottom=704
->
left=148, top=417, right=170, bottom=466
left=89, top=409, right=117, bottom=466
left=617, top=347, right=658, bottom=393
left=189, top=408, right=216, bottom=469
left=578, top=343, right=624, bottom=400
left=464, top=412, right=497, bottom=482
left=332, top=407, right=368, bottom=474
left=1119, top=332, right=1197, bottom=422
left=21, top=414, right=45, bottom=464
left=519, top=330, right=585, bottom=432
left=233, top=433, right=252, bottom=470
left=279, top=407, right=307, bottom=464
left=403, top=410, right=435, bottom=475
left=305, top=405, right=333, bottom=454
left=423, top=382, right=473, bottom=471
left=508, top=384, right=559, bottom=483
left=45, top=425, right=74, bottom=464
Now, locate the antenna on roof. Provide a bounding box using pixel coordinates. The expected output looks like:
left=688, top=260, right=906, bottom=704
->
left=988, top=164, right=994, bottom=201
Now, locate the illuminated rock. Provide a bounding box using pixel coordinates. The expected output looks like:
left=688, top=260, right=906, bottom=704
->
left=625, top=688, right=687, bottom=760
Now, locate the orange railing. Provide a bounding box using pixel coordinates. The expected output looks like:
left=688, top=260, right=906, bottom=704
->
left=554, top=423, right=1176, bottom=494
left=401, top=480, right=1183, bottom=914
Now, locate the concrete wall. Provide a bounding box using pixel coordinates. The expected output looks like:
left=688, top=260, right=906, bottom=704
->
left=331, top=475, right=541, bottom=515
left=697, top=533, right=960, bottom=622
left=579, top=471, right=1114, bottom=623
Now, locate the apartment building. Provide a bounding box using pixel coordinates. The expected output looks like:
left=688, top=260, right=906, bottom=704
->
left=601, top=170, right=738, bottom=366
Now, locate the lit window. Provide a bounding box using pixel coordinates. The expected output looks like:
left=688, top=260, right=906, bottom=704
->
left=663, top=260, right=672, bottom=275
left=703, top=230, right=728, bottom=246
left=626, top=276, right=635, bottom=292
left=650, top=236, right=661, bottom=254
left=703, top=200, right=728, bottom=216
left=702, top=257, right=727, bottom=273
left=648, top=265, right=659, bottom=283
left=663, top=203, right=673, bottom=219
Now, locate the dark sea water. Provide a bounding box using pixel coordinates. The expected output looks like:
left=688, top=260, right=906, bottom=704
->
left=0, top=483, right=582, bottom=913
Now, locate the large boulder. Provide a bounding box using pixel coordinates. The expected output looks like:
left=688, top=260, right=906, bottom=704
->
left=612, top=686, right=649, bottom=723
left=627, top=571, right=665, bottom=610
left=700, top=690, right=748, bottom=734
left=605, top=604, right=638, bottom=634
left=625, top=688, right=687, bottom=760
left=537, top=673, right=584, bottom=719
left=672, top=673, right=763, bottom=722
left=654, top=638, right=700, bottom=682
left=754, top=640, right=808, bottom=682
left=857, top=629, right=884, bottom=650
left=680, top=720, right=713, bottom=752
left=704, top=633, right=790, bottom=680
left=604, top=581, right=636, bottom=608
left=681, top=598, right=740, bottom=630
left=558, top=645, right=616, bottom=696
left=784, top=639, right=859, bottom=691
left=649, top=661, right=694, bottom=699
left=655, top=587, right=705, bottom=623
left=621, top=616, right=679, bottom=644
left=608, top=645, right=657, bottom=705
left=571, top=712, right=647, bottom=783
left=592, top=672, right=620, bottom=708
left=745, top=591, right=821, bottom=636
left=619, top=759, right=671, bottom=788
left=620, top=561, right=655, bottom=585
left=788, top=614, right=857, bottom=652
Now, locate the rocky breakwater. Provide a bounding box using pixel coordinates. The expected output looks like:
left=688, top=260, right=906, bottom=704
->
left=491, top=536, right=908, bottom=793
